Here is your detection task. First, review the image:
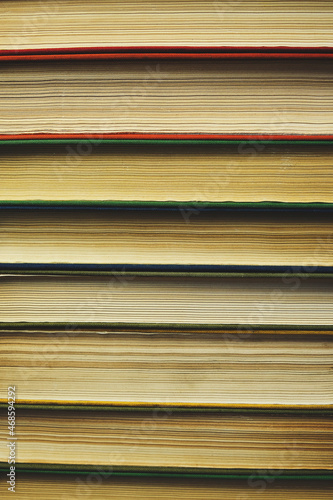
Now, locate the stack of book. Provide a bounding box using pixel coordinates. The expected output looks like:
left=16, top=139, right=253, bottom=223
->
left=0, top=1, right=332, bottom=498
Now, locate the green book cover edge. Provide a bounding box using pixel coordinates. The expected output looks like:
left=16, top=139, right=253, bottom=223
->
left=1, top=463, right=332, bottom=480
left=1, top=139, right=333, bottom=145
left=1, top=200, right=333, bottom=209
left=1, top=270, right=332, bottom=277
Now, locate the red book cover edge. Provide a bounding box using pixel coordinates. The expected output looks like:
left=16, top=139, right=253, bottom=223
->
left=1, top=46, right=333, bottom=61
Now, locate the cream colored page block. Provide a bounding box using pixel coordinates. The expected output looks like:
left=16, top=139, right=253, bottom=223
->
left=0, top=411, right=332, bottom=469
left=0, top=275, right=333, bottom=325
left=1, top=1, right=333, bottom=49
left=0, top=147, right=333, bottom=203
left=0, top=60, right=332, bottom=134
left=0, top=332, right=332, bottom=404
left=0, top=210, right=333, bottom=266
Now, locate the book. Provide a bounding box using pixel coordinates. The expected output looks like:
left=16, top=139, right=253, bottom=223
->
left=0, top=407, right=332, bottom=470
left=1, top=141, right=333, bottom=205
left=1, top=207, right=333, bottom=267
left=1, top=472, right=332, bottom=500
left=0, top=58, right=333, bottom=136
left=1, top=4, right=332, bottom=493
left=0, top=330, right=332, bottom=406
left=1, top=273, right=333, bottom=328
left=1, top=1, right=333, bottom=51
